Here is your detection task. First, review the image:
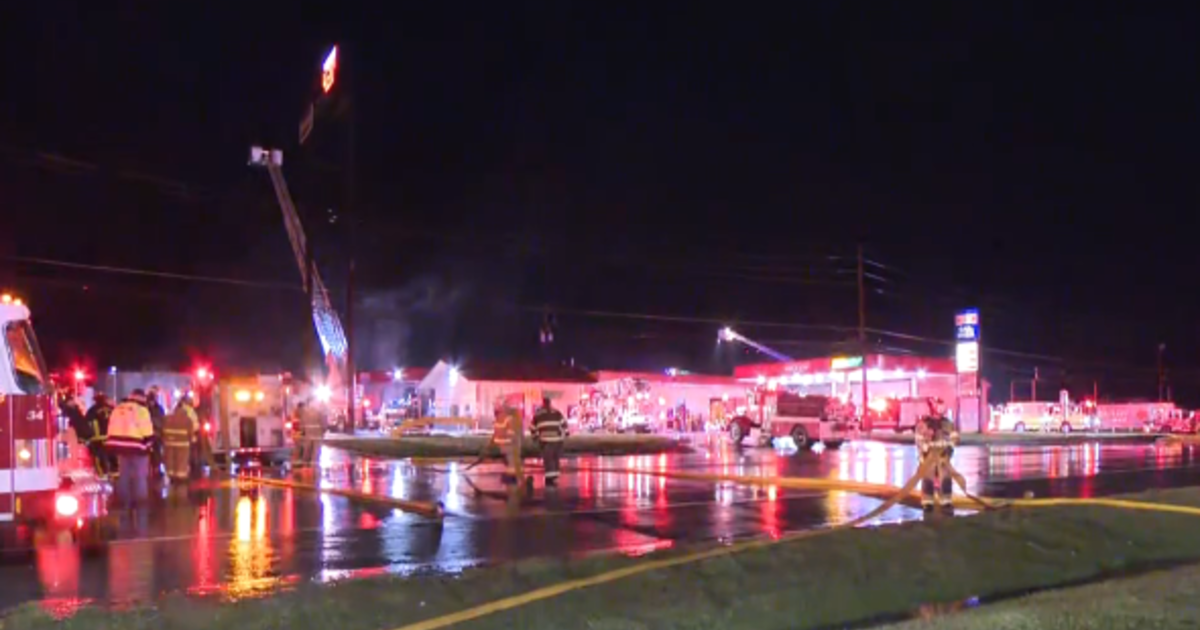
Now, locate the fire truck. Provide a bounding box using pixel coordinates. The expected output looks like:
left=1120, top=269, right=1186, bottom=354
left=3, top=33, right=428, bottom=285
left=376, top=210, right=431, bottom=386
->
left=195, top=372, right=294, bottom=467
left=0, top=293, right=108, bottom=546
left=727, top=387, right=855, bottom=449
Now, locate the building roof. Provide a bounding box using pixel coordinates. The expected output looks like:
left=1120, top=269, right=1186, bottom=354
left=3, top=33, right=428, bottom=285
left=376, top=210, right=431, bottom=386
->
left=457, top=361, right=598, bottom=384
left=592, top=370, right=741, bottom=386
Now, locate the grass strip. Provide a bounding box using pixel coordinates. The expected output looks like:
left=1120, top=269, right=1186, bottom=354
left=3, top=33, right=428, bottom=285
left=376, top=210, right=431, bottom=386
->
left=10, top=486, right=1200, bottom=630
left=875, top=560, right=1200, bottom=629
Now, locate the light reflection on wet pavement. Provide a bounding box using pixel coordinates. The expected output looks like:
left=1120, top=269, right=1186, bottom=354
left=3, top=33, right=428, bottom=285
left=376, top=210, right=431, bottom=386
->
left=7, top=437, right=1200, bottom=614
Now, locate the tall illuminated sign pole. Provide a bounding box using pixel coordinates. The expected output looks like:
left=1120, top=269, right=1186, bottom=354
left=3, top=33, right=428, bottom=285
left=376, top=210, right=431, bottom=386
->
left=954, top=308, right=982, bottom=432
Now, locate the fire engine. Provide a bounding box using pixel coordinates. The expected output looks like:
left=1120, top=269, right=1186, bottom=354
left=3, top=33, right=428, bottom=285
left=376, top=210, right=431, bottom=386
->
left=726, top=386, right=855, bottom=449
left=195, top=371, right=294, bottom=467
left=0, top=293, right=108, bottom=546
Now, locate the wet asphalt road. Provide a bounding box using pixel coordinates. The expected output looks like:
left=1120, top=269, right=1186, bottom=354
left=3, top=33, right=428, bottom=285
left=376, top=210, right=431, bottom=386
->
left=8, top=436, right=1200, bottom=614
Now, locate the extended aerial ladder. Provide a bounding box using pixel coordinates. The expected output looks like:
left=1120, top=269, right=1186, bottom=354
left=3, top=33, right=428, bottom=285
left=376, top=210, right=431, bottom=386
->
left=718, top=327, right=793, bottom=362
left=248, top=147, right=348, bottom=402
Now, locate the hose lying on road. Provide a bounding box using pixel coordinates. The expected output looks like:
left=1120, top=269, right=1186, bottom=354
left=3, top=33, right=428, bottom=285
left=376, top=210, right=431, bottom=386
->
left=240, top=475, right=445, bottom=519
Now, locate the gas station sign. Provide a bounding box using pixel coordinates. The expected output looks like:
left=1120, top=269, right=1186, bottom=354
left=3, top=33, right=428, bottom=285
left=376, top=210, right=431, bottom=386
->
left=830, top=356, right=863, bottom=371
left=954, top=309, right=980, bottom=375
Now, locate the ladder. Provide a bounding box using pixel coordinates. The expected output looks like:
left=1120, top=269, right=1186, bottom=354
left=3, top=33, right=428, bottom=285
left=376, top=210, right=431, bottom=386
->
left=251, top=148, right=347, bottom=383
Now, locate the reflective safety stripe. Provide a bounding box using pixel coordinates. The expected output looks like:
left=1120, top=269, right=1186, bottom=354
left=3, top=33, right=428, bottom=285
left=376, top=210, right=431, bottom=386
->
left=163, top=429, right=190, bottom=436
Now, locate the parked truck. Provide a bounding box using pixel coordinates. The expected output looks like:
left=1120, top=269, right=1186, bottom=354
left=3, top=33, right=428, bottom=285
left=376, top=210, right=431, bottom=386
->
left=727, top=387, right=855, bottom=449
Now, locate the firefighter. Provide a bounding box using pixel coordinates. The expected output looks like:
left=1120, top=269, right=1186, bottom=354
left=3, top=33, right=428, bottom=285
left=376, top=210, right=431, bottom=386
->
left=163, top=397, right=198, bottom=482
left=106, top=389, right=155, bottom=507
left=297, top=399, right=326, bottom=466
left=59, top=392, right=91, bottom=444
left=84, top=392, right=114, bottom=476
left=532, top=398, right=567, bottom=487
left=915, top=398, right=958, bottom=511
left=145, top=386, right=167, bottom=478
left=493, top=396, right=520, bottom=484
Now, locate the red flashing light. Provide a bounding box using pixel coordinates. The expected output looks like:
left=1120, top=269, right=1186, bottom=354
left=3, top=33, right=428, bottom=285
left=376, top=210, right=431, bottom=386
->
left=73, top=369, right=86, bottom=382
left=203, top=422, right=212, bottom=433
left=195, top=367, right=211, bottom=381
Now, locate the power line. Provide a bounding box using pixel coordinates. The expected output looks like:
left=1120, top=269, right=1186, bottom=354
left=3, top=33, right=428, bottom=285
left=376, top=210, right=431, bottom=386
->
left=8, top=256, right=300, bottom=291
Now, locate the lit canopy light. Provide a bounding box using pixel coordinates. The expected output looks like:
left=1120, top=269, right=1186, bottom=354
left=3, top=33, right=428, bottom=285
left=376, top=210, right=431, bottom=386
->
left=756, top=375, right=766, bottom=386
left=235, top=390, right=252, bottom=403
left=314, top=384, right=333, bottom=403
left=867, top=368, right=883, bottom=381
left=254, top=391, right=265, bottom=402
left=392, top=368, right=404, bottom=381
left=321, top=45, right=338, bottom=93
left=916, top=369, right=927, bottom=380
left=109, top=366, right=118, bottom=375
left=448, top=366, right=460, bottom=387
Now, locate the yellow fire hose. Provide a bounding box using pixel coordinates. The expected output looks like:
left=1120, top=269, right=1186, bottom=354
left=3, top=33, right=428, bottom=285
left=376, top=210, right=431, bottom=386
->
left=240, top=475, right=444, bottom=519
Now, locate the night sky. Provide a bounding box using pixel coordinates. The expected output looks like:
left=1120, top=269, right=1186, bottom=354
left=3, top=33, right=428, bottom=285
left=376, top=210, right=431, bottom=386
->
left=6, top=3, right=1200, bottom=403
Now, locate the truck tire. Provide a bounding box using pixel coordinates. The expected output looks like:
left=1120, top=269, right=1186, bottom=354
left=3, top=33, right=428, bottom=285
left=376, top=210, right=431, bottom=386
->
left=729, top=421, right=745, bottom=445
left=1014, top=422, right=1026, bottom=433
left=1060, top=422, right=1073, bottom=434
left=824, top=440, right=844, bottom=449
left=791, top=425, right=810, bottom=450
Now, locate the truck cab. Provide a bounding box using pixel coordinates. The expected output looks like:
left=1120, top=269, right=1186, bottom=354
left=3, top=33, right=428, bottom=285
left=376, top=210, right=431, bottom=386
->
left=0, top=293, right=109, bottom=547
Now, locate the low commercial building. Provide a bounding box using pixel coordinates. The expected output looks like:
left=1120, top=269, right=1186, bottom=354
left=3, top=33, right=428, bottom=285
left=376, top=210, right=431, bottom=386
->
left=418, top=360, right=596, bottom=421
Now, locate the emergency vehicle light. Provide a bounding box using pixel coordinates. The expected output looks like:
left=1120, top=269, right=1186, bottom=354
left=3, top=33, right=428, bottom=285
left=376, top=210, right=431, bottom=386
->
left=0, top=294, right=9, bottom=304
left=55, top=494, right=79, bottom=518
left=235, top=390, right=251, bottom=402
left=254, top=391, right=265, bottom=402
left=203, top=422, right=212, bottom=433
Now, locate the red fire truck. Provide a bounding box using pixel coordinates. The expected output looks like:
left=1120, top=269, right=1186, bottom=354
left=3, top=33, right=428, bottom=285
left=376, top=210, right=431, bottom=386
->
left=727, top=387, right=855, bottom=449
left=0, top=293, right=109, bottom=547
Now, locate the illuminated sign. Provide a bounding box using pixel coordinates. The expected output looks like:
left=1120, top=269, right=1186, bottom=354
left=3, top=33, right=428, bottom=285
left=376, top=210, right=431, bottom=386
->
left=956, top=341, right=979, bottom=374
left=830, top=356, right=863, bottom=371
left=955, top=308, right=980, bottom=342
left=321, top=45, right=338, bottom=94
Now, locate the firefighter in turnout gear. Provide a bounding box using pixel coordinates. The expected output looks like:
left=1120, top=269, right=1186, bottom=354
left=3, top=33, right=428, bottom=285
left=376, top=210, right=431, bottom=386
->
left=493, top=394, right=523, bottom=484
left=532, top=397, right=567, bottom=486
left=84, top=392, right=114, bottom=476
left=163, top=397, right=198, bottom=481
left=915, top=397, right=958, bottom=511
left=107, top=389, right=156, bottom=507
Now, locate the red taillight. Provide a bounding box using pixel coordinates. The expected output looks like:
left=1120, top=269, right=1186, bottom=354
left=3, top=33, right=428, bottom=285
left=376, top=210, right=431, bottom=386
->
left=55, top=494, right=79, bottom=518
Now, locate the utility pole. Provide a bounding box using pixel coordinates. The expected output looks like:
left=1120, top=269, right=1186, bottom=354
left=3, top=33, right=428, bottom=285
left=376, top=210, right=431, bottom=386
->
left=344, top=72, right=358, bottom=434
left=1157, top=343, right=1166, bottom=402
left=857, top=245, right=868, bottom=418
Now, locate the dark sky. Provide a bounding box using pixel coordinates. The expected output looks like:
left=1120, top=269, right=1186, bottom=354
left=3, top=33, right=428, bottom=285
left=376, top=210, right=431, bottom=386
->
left=5, top=3, right=1200, bottom=402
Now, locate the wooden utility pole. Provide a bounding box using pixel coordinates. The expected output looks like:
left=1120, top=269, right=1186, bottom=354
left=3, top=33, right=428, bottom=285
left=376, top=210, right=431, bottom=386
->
left=857, top=245, right=868, bottom=419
